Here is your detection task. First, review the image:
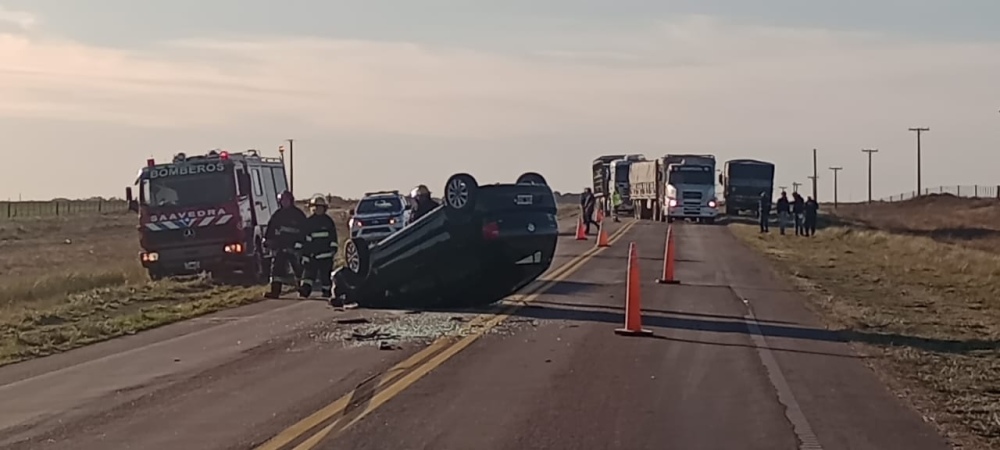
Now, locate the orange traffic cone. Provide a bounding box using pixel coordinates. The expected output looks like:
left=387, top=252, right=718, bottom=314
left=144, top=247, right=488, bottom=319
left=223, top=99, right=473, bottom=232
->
left=596, top=207, right=605, bottom=223
left=656, top=226, right=679, bottom=284
left=615, top=242, right=652, bottom=336
left=575, top=217, right=588, bottom=240
left=596, top=220, right=610, bottom=247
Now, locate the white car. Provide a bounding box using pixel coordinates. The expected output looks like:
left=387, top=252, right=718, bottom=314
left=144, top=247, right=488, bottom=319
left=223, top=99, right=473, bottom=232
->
left=349, top=191, right=412, bottom=241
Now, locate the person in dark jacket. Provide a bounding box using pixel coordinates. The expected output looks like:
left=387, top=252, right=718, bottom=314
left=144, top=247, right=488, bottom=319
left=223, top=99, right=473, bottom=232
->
left=410, top=185, right=440, bottom=222
left=792, top=192, right=805, bottom=236
left=263, top=190, right=307, bottom=299
left=804, top=196, right=819, bottom=236
left=758, top=191, right=771, bottom=233
left=580, top=187, right=597, bottom=233
left=298, top=195, right=339, bottom=299
left=775, top=191, right=790, bottom=235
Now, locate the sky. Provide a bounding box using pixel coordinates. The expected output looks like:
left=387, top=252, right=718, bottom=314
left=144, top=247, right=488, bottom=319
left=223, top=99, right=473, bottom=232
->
left=1, top=1, right=998, bottom=202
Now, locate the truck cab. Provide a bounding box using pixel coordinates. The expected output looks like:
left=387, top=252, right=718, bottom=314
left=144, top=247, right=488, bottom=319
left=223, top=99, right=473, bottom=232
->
left=663, top=164, right=718, bottom=224
left=608, top=155, right=646, bottom=214
left=126, top=149, right=287, bottom=281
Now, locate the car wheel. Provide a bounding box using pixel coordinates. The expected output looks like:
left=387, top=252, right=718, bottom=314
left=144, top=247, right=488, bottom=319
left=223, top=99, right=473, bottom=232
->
left=443, top=173, right=478, bottom=212
left=343, top=237, right=371, bottom=279
left=516, top=172, right=547, bottom=186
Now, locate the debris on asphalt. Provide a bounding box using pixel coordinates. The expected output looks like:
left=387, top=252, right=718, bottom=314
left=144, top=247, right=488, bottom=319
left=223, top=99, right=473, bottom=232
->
left=336, top=317, right=370, bottom=325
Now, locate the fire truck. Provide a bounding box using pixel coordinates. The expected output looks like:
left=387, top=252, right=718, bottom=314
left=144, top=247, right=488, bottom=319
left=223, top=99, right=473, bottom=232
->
left=125, top=149, right=288, bottom=281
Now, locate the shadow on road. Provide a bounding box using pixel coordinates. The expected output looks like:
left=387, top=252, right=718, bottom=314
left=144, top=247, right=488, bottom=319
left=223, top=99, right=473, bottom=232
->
left=509, top=304, right=1000, bottom=356
left=530, top=299, right=796, bottom=325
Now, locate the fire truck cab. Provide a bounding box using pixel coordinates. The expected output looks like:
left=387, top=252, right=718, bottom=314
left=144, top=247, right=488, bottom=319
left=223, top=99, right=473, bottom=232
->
left=125, top=149, right=288, bottom=282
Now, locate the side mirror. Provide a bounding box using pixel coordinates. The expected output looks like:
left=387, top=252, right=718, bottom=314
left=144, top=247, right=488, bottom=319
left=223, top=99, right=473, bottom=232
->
left=718, top=174, right=724, bottom=184
left=125, top=187, right=139, bottom=213
left=348, top=210, right=354, bottom=217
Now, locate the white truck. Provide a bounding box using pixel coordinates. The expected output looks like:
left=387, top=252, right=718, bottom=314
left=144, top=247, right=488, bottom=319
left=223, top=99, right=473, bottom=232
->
left=662, top=154, right=718, bottom=224
left=627, top=160, right=662, bottom=221
left=608, top=155, right=646, bottom=215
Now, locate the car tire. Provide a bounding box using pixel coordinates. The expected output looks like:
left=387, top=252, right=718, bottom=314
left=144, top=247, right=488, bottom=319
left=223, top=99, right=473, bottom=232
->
left=343, top=237, right=371, bottom=280
left=516, top=172, right=547, bottom=186
left=443, top=173, right=479, bottom=213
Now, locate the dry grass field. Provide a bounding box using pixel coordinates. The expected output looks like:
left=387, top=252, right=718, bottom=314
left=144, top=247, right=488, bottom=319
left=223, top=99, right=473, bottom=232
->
left=730, top=194, right=1000, bottom=449
left=0, top=194, right=579, bottom=367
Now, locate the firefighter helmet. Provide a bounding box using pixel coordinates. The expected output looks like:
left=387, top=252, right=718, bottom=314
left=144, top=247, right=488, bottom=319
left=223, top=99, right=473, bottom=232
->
left=410, top=185, right=430, bottom=198
left=308, top=195, right=328, bottom=207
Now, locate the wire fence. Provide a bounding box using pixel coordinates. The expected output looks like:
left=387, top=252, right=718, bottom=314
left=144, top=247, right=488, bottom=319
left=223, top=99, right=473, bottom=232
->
left=0, top=200, right=129, bottom=220
left=879, top=185, right=1000, bottom=202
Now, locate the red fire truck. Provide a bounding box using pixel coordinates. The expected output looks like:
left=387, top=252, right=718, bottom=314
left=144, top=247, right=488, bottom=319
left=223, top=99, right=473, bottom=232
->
left=125, top=149, right=289, bottom=281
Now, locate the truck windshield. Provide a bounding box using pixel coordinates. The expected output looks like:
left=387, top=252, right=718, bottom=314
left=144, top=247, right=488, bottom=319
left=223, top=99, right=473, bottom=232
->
left=145, top=173, right=235, bottom=208
left=669, top=170, right=714, bottom=185
left=356, top=197, right=403, bottom=214
left=614, top=167, right=630, bottom=183
left=729, top=164, right=774, bottom=181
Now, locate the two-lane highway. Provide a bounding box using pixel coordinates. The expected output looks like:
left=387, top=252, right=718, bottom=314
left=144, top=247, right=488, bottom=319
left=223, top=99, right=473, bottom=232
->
left=0, top=219, right=952, bottom=450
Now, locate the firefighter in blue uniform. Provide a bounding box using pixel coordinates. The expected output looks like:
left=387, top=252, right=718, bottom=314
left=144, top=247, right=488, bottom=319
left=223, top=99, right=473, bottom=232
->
left=298, top=195, right=339, bottom=298
left=263, top=190, right=306, bottom=299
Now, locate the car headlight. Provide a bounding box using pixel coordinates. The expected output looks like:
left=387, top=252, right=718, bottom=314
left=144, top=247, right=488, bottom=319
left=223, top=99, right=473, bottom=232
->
left=669, top=199, right=678, bottom=207
left=708, top=200, right=717, bottom=208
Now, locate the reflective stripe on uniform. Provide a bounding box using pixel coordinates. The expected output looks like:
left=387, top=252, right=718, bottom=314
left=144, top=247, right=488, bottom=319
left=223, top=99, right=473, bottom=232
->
left=301, top=256, right=311, bottom=263
left=270, top=276, right=295, bottom=284
left=314, top=252, right=335, bottom=259
left=305, top=235, right=313, bottom=242
left=311, top=231, right=330, bottom=238
left=294, top=242, right=303, bottom=249
left=330, top=241, right=339, bottom=248
left=301, top=278, right=313, bottom=286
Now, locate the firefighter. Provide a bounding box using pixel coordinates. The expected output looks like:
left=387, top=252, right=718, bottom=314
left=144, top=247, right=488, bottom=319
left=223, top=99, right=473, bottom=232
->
left=263, top=190, right=307, bottom=299
left=410, top=184, right=440, bottom=221
left=298, top=195, right=339, bottom=299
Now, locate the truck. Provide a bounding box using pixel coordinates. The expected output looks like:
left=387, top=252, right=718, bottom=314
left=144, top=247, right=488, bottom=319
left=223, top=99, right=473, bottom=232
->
left=627, top=160, right=662, bottom=221
left=608, top=155, right=646, bottom=215
left=591, top=155, right=626, bottom=215
left=661, top=154, right=718, bottom=223
left=125, top=149, right=288, bottom=282
left=720, top=159, right=775, bottom=216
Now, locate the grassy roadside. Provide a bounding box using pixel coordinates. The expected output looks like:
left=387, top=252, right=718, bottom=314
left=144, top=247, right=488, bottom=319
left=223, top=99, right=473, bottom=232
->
left=729, top=222, right=1000, bottom=449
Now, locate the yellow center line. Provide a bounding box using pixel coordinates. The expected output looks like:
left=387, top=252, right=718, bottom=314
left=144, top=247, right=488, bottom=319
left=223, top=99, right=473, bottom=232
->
left=255, top=220, right=638, bottom=450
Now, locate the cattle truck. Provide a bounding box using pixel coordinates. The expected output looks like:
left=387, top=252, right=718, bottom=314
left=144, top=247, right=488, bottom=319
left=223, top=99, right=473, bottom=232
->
left=125, top=149, right=289, bottom=282
left=720, top=159, right=775, bottom=216
left=591, top=155, right=626, bottom=215
left=628, top=159, right=662, bottom=220
left=661, top=154, right=718, bottom=224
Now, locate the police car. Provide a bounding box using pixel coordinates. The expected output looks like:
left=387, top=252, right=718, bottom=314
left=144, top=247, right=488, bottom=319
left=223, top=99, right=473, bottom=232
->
left=349, top=191, right=412, bottom=241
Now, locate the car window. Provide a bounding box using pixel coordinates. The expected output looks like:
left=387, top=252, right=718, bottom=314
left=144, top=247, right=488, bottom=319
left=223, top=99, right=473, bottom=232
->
left=356, top=196, right=404, bottom=214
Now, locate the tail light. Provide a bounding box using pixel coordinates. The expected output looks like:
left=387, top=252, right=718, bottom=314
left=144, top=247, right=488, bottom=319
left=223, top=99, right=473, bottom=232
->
left=141, top=252, right=159, bottom=262
left=224, top=243, right=244, bottom=253
left=482, top=221, right=500, bottom=240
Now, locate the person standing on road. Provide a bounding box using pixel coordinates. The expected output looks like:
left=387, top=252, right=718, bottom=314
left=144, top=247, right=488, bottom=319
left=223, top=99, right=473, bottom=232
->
left=775, top=191, right=790, bottom=235
left=792, top=192, right=805, bottom=236
left=804, top=196, right=819, bottom=236
left=263, top=190, right=307, bottom=299
left=758, top=191, right=771, bottom=233
left=580, top=188, right=597, bottom=233
left=298, top=195, right=339, bottom=299
left=410, top=185, right=440, bottom=222
left=610, top=189, right=622, bottom=222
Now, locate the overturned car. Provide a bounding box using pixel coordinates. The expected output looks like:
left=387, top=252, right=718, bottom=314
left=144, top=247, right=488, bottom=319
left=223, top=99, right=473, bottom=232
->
left=333, top=172, right=558, bottom=308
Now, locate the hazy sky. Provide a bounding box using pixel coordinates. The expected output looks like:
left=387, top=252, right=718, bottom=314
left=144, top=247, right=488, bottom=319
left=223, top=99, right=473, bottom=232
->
left=1, top=1, right=998, bottom=202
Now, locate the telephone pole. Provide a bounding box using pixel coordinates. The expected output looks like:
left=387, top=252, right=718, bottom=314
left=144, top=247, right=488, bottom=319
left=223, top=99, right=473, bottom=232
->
left=861, top=148, right=878, bottom=203
left=829, top=167, right=843, bottom=208
left=811, top=148, right=818, bottom=200
left=908, top=127, right=929, bottom=195
left=287, top=139, right=295, bottom=194
left=792, top=182, right=802, bottom=193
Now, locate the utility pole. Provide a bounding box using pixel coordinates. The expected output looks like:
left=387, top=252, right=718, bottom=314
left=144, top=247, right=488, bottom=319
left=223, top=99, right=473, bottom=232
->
left=908, top=127, right=929, bottom=195
left=286, top=139, right=295, bottom=195
left=811, top=148, right=818, bottom=200
left=792, top=182, right=802, bottom=193
left=829, top=167, right=843, bottom=208
left=862, top=148, right=878, bottom=203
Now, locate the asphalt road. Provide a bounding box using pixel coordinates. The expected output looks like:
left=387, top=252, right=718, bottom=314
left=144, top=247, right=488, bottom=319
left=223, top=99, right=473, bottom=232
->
left=0, top=218, right=952, bottom=450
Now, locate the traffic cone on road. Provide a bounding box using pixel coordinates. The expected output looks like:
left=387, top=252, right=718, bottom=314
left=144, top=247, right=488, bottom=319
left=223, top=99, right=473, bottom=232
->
left=575, top=217, right=588, bottom=240
left=596, top=220, right=610, bottom=247
left=656, top=226, right=679, bottom=284
left=615, top=242, right=652, bottom=336
left=596, top=208, right=605, bottom=223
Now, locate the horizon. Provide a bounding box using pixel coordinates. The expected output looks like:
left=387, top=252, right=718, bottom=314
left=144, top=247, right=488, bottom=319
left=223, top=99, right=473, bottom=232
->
left=1, top=1, right=999, bottom=203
